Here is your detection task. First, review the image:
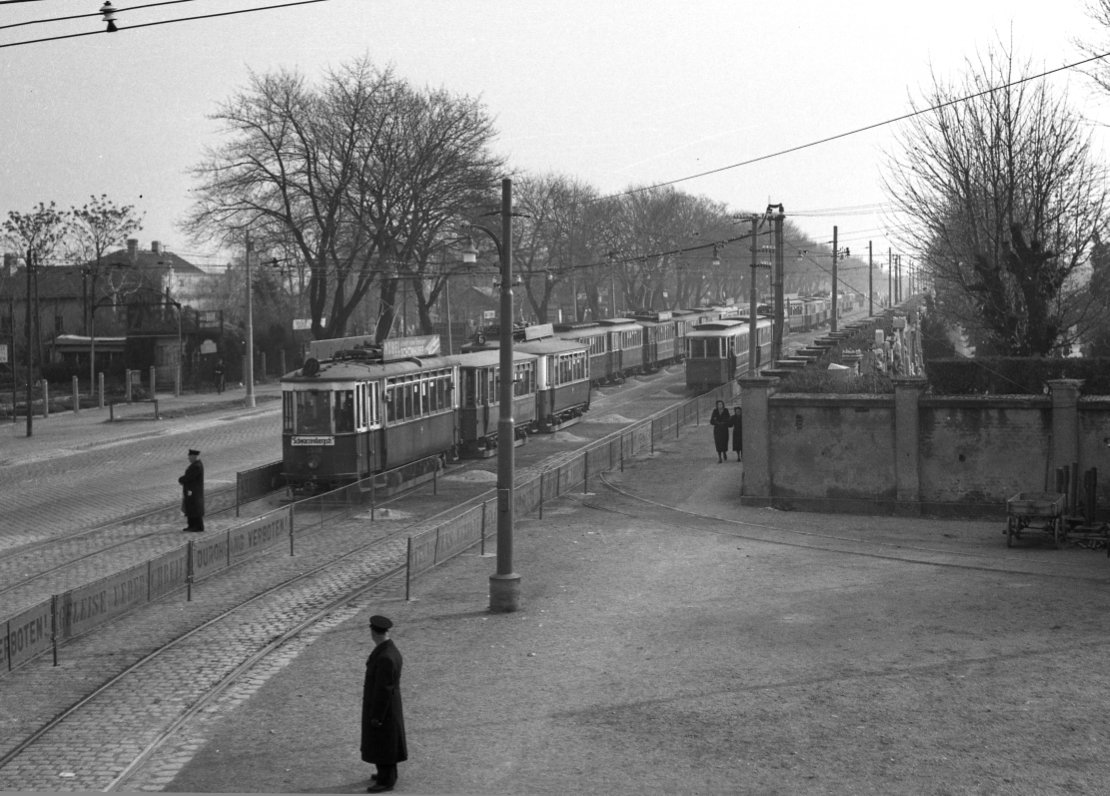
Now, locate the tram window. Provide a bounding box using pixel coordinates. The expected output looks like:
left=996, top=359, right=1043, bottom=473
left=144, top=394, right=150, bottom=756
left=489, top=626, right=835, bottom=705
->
left=295, top=390, right=331, bottom=434
left=705, top=338, right=720, bottom=358
left=334, top=390, right=355, bottom=433
left=282, top=392, right=294, bottom=433
left=386, top=389, right=396, bottom=422
left=421, top=382, right=431, bottom=414
left=404, top=383, right=414, bottom=418
left=463, top=371, right=476, bottom=407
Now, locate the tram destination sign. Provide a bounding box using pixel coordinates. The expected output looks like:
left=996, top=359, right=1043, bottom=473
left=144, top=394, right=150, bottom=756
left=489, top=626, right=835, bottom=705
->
left=382, top=334, right=441, bottom=361
left=523, top=323, right=553, bottom=341
left=292, top=436, right=335, bottom=446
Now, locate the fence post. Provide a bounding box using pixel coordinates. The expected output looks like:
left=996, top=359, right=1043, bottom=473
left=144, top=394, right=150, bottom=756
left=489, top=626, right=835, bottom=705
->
left=620, top=433, right=624, bottom=472
left=539, top=470, right=544, bottom=519
left=651, top=419, right=655, bottom=454
left=433, top=459, right=438, bottom=496
left=371, top=475, right=376, bottom=522
left=405, top=537, right=412, bottom=601
left=236, top=473, right=241, bottom=518
left=72, top=375, right=79, bottom=413
left=480, top=500, right=487, bottom=556
left=289, top=505, right=296, bottom=556
left=584, top=449, right=589, bottom=493
left=98, top=372, right=104, bottom=409
left=150, top=365, right=156, bottom=397
left=41, top=380, right=49, bottom=418
left=186, top=540, right=194, bottom=602
left=51, top=594, right=58, bottom=667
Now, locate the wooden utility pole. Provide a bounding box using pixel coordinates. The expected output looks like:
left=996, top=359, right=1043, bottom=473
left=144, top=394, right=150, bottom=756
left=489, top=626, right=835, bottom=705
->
left=868, top=241, right=873, bottom=317
left=245, top=231, right=255, bottom=408
left=831, top=226, right=839, bottom=333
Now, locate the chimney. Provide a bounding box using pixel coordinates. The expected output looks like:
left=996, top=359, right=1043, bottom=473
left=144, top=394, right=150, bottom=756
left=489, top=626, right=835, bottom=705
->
left=151, top=241, right=162, bottom=255
left=127, top=238, right=138, bottom=262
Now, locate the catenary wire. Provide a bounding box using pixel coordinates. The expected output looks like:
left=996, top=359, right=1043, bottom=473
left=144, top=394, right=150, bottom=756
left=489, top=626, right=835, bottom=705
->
left=0, top=0, right=329, bottom=48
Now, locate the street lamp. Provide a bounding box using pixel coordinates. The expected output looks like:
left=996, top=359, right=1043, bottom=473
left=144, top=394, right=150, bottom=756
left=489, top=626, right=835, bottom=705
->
left=463, top=178, right=521, bottom=613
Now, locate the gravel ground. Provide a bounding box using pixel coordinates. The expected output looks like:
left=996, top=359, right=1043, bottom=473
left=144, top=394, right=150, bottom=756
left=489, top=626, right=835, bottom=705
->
left=159, top=430, right=1110, bottom=796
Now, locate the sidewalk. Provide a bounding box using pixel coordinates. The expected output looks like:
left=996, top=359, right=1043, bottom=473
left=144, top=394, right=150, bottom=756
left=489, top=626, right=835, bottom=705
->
left=133, top=423, right=1110, bottom=795
left=0, top=382, right=283, bottom=468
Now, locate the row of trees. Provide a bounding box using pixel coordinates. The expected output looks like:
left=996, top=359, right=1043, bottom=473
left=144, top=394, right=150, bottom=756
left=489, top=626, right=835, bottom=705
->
left=186, top=57, right=872, bottom=343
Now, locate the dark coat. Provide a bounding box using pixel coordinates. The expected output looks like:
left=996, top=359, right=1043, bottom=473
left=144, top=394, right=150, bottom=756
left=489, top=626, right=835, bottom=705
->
left=361, top=639, right=408, bottom=765
left=710, top=407, right=731, bottom=453
left=731, top=410, right=743, bottom=452
left=178, top=459, right=205, bottom=518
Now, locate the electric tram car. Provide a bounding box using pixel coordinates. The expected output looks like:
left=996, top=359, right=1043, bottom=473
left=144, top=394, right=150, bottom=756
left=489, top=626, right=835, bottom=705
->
left=784, top=296, right=831, bottom=332
left=684, top=316, right=774, bottom=390
left=460, top=324, right=591, bottom=433
left=281, top=345, right=461, bottom=494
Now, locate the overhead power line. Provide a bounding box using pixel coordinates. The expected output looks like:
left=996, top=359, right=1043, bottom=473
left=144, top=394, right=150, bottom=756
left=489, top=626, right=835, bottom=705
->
left=0, top=0, right=330, bottom=48
left=590, top=48, right=1110, bottom=204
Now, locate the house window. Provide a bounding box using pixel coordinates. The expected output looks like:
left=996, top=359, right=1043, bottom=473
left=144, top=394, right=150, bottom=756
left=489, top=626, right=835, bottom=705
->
left=55, top=315, right=65, bottom=333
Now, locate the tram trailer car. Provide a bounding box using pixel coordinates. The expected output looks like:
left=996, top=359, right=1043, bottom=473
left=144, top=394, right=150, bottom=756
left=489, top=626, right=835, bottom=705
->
left=448, top=349, right=538, bottom=458
left=552, top=321, right=609, bottom=384
left=632, top=310, right=679, bottom=371
left=459, top=331, right=592, bottom=433
left=684, top=316, right=774, bottom=390
left=281, top=351, right=459, bottom=495
left=597, top=318, right=645, bottom=378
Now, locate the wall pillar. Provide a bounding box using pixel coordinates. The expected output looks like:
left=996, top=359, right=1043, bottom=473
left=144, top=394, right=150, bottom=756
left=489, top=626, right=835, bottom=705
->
left=739, top=375, right=778, bottom=503
left=1047, top=379, right=1084, bottom=475
left=893, top=376, right=927, bottom=509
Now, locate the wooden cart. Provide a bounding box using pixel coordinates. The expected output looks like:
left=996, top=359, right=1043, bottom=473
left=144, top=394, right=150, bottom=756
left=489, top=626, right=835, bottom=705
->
left=1006, top=492, right=1067, bottom=549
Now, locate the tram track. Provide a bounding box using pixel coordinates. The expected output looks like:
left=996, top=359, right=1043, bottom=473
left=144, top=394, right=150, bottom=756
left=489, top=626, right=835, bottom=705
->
left=0, top=322, right=865, bottom=789
left=0, top=366, right=696, bottom=791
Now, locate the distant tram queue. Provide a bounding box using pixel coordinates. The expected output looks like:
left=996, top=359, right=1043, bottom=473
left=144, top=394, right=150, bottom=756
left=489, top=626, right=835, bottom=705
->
left=279, top=296, right=836, bottom=494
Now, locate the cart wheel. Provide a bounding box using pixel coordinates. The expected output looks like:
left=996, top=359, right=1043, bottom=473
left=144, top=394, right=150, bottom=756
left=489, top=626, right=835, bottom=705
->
left=1006, top=517, right=1014, bottom=548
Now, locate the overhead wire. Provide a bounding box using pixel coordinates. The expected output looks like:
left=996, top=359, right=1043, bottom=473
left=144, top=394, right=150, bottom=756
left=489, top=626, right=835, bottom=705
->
left=0, top=0, right=330, bottom=48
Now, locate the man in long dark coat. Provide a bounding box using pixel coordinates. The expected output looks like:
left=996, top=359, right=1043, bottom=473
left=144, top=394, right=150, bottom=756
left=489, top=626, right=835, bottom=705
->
left=362, top=615, right=407, bottom=793
left=178, top=448, right=205, bottom=532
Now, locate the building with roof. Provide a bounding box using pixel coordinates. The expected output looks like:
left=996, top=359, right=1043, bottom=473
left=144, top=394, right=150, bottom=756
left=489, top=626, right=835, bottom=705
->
left=0, top=239, right=234, bottom=387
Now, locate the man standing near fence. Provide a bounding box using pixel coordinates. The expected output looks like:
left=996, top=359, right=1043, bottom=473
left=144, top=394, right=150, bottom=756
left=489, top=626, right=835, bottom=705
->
left=361, top=614, right=407, bottom=793
left=179, top=448, right=205, bottom=532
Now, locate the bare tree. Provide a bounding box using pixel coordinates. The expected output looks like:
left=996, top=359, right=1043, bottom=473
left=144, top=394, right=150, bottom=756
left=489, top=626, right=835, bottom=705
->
left=186, top=56, right=501, bottom=341
left=70, top=194, right=145, bottom=334
left=884, top=42, right=1108, bottom=355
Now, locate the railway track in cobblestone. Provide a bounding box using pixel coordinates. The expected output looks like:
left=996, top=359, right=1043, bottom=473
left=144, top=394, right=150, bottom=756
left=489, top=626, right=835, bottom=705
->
left=0, top=483, right=283, bottom=617
left=0, top=367, right=697, bottom=791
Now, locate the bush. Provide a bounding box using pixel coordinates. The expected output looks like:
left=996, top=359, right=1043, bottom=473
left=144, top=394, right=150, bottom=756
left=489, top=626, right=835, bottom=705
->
left=777, top=368, right=894, bottom=394
left=926, top=357, right=1110, bottom=395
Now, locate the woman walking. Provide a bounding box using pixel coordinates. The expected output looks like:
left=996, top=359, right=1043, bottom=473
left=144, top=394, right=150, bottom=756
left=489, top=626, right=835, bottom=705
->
left=731, top=405, right=743, bottom=461
left=710, top=400, right=731, bottom=463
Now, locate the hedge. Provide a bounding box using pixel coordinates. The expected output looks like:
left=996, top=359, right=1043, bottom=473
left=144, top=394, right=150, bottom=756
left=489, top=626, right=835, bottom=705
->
left=926, top=357, right=1110, bottom=395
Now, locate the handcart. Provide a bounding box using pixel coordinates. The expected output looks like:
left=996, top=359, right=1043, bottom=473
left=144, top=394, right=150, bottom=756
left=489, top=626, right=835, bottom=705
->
left=1006, top=492, right=1067, bottom=549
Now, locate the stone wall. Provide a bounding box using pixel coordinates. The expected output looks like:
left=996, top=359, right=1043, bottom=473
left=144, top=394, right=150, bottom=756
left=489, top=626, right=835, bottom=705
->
left=740, top=377, right=1107, bottom=517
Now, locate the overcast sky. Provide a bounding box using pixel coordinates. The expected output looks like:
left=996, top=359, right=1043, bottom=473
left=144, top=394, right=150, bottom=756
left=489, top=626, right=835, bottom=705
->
left=1, top=0, right=1107, bottom=271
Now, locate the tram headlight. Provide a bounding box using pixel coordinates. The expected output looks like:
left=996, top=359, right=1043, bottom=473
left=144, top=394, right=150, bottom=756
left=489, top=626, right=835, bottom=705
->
left=307, top=454, right=321, bottom=470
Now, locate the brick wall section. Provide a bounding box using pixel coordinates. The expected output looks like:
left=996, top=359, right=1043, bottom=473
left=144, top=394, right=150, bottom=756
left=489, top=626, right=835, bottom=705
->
left=918, top=396, right=1051, bottom=505
left=766, top=394, right=896, bottom=506
left=1078, top=398, right=1110, bottom=507
left=742, top=382, right=1110, bottom=517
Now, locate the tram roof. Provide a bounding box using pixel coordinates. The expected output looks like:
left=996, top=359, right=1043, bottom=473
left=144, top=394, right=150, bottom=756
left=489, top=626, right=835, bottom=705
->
left=444, top=350, right=536, bottom=368
left=281, top=353, right=459, bottom=384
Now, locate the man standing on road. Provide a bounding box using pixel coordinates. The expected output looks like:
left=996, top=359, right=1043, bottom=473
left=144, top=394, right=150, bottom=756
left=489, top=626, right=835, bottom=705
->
left=179, top=448, right=205, bottom=532
left=361, top=615, right=407, bottom=793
